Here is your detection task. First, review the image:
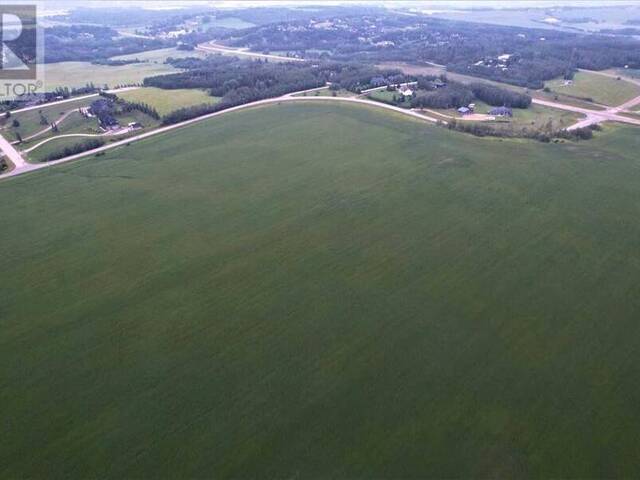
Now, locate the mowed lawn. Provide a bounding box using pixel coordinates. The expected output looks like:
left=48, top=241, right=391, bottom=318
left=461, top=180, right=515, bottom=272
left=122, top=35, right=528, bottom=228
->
left=545, top=70, right=640, bottom=106
left=116, top=87, right=220, bottom=116
left=2, top=103, right=640, bottom=478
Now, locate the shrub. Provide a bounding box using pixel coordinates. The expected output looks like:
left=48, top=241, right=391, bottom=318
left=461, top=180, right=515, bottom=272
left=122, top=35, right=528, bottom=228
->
left=43, top=138, right=105, bottom=162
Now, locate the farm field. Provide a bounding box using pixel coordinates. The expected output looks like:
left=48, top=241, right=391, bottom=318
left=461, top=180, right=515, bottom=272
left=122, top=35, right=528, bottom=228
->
left=44, top=59, right=180, bottom=91
left=545, top=71, right=640, bottom=106
left=2, top=103, right=640, bottom=478
left=44, top=47, right=214, bottom=92
left=115, top=87, right=220, bottom=116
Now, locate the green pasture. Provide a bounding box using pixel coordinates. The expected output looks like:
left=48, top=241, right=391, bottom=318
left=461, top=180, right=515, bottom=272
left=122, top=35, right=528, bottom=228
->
left=545, top=71, right=640, bottom=106
left=116, top=87, right=220, bottom=116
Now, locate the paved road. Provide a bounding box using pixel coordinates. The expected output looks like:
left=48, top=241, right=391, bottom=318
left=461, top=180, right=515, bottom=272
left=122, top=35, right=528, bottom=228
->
left=14, top=108, right=81, bottom=144
left=0, top=94, right=440, bottom=181
left=0, top=132, right=28, bottom=169
left=196, top=42, right=303, bottom=62
left=22, top=133, right=104, bottom=154
left=572, top=69, right=640, bottom=116
left=3, top=85, right=640, bottom=181
left=533, top=98, right=640, bottom=130
left=6, top=86, right=140, bottom=115
left=360, top=81, right=417, bottom=94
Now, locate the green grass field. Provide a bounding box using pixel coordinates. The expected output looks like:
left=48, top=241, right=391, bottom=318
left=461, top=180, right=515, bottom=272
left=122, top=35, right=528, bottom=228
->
left=2, top=103, right=640, bottom=478
left=368, top=89, right=412, bottom=107
left=545, top=71, right=640, bottom=106
left=293, top=87, right=356, bottom=98
left=115, top=87, right=220, bottom=116
left=481, top=103, right=582, bottom=132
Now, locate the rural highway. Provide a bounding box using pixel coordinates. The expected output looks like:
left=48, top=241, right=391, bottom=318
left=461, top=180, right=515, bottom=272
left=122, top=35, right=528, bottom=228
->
left=196, top=42, right=303, bottom=62
left=533, top=98, right=640, bottom=130
left=0, top=133, right=28, bottom=169
left=0, top=94, right=441, bottom=180
left=6, top=86, right=140, bottom=116
left=3, top=84, right=640, bottom=181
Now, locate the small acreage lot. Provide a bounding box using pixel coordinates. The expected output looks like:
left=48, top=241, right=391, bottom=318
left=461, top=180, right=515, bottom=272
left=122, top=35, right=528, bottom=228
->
left=292, top=87, right=355, bottom=98
left=2, top=103, right=640, bottom=478
left=545, top=70, right=640, bottom=106
left=115, top=87, right=220, bottom=116
left=1, top=96, right=97, bottom=141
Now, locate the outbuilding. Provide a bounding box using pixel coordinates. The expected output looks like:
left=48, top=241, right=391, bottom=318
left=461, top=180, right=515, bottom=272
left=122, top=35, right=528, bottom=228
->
left=489, top=106, right=513, bottom=117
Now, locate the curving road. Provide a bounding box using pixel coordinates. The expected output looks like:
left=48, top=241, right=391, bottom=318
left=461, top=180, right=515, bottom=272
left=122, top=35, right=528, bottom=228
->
left=14, top=109, right=81, bottom=144
left=22, top=133, right=104, bottom=154
left=0, top=94, right=441, bottom=181
left=196, top=42, right=303, bottom=62
left=6, top=86, right=140, bottom=116
left=3, top=84, right=640, bottom=181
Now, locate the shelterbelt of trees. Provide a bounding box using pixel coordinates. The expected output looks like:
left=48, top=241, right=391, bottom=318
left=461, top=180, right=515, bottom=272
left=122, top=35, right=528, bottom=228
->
left=145, top=56, right=405, bottom=123
left=222, top=15, right=640, bottom=89
left=386, top=75, right=532, bottom=110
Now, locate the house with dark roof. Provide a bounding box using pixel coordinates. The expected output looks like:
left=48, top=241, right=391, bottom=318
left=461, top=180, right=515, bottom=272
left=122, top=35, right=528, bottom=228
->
left=489, top=106, right=513, bottom=117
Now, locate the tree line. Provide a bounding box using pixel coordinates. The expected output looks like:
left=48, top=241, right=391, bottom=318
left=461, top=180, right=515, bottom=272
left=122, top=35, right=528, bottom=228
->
left=42, top=138, right=106, bottom=162
left=144, top=56, right=407, bottom=124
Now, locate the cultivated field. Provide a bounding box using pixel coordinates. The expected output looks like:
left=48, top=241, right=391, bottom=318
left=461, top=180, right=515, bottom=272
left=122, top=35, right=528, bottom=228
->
left=116, top=87, right=220, bottom=116
left=43, top=61, right=178, bottom=91
left=2, top=103, right=640, bottom=478
left=42, top=45, right=212, bottom=92
left=545, top=70, right=640, bottom=106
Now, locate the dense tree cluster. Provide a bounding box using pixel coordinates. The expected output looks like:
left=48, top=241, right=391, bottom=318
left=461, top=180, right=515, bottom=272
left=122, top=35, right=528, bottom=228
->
left=91, top=58, right=144, bottom=66
left=398, top=79, right=531, bottom=110
left=90, top=99, right=119, bottom=127
left=98, top=92, right=161, bottom=121
left=469, top=83, right=532, bottom=108
left=44, top=26, right=170, bottom=63
left=42, top=138, right=105, bottom=162
left=410, top=83, right=475, bottom=109
left=445, top=119, right=595, bottom=142
left=144, top=56, right=406, bottom=124
left=148, top=56, right=401, bottom=95
left=221, top=14, right=640, bottom=89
